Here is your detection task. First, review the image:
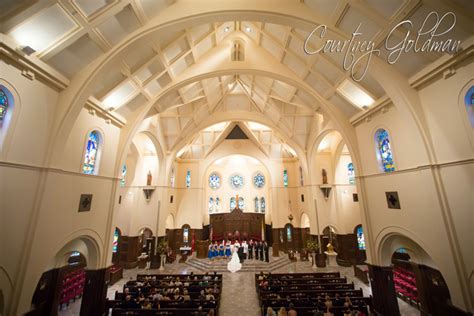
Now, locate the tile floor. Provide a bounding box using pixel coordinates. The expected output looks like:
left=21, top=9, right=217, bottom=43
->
left=58, top=252, right=420, bottom=316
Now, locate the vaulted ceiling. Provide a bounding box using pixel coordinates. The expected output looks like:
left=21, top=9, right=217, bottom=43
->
left=2, top=0, right=473, bottom=157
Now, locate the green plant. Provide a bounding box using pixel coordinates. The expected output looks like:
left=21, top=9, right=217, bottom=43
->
left=157, top=240, right=168, bottom=255
left=306, top=240, right=319, bottom=252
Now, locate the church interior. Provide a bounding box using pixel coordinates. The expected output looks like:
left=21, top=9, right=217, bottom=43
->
left=0, top=0, right=473, bottom=315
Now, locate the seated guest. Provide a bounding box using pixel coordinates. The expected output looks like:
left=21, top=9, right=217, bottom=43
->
left=278, top=307, right=288, bottom=316
left=212, top=284, right=220, bottom=294
left=343, top=302, right=353, bottom=316
left=324, top=296, right=333, bottom=315
left=141, top=298, right=152, bottom=310
left=194, top=306, right=207, bottom=316
left=344, top=296, right=353, bottom=308
left=183, top=289, right=191, bottom=301
left=205, top=292, right=215, bottom=301
left=199, top=290, right=206, bottom=300
left=208, top=309, right=215, bottom=316
left=175, top=277, right=183, bottom=286
left=334, top=293, right=343, bottom=306
left=288, top=303, right=297, bottom=316
left=267, top=307, right=276, bottom=316
left=121, top=295, right=139, bottom=309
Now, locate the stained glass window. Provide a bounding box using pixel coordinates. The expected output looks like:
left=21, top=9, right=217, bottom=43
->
left=254, top=197, right=259, bottom=212
left=186, top=170, right=191, bottom=188
left=183, top=227, right=189, bottom=243
left=253, top=172, right=265, bottom=188
left=260, top=197, right=266, bottom=213
left=120, top=164, right=127, bottom=187
left=357, top=226, right=366, bottom=250
left=215, top=197, right=220, bottom=212
left=465, top=86, right=474, bottom=128
left=208, top=197, right=214, bottom=213
left=0, top=88, right=8, bottom=122
left=283, top=169, right=288, bottom=187
left=375, top=129, right=395, bottom=172
left=347, top=162, right=355, bottom=184
left=286, top=225, right=292, bottom=242
left=83, top=130, right=100, bottom=174
left=230, top=174, right=244, bottom=189
left=112, top=228, right=119, bottom=253
left=238, top=197, right=244, bottom=210
left=209, top=172, right=221, bottom=189
left=230, top=197, right=236, bottom=210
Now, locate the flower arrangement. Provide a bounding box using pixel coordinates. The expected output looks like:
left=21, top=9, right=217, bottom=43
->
left=157, top=240, right=168, bottom=255
left=306, top=240, right=319, bottom=253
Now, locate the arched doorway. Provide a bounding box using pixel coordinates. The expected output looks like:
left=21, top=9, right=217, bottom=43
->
left=30, top=236, right=100, bottom=315
left=300, top=213, right=310, bottom=247
left=322, top=225, right=338, bottom=252
left=138, top=227, right=153, bottom=254
left=376, top=233, right=454, bottom=316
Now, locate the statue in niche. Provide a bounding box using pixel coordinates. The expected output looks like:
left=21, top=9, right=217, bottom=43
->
left=147, top=171, right=152, bottom=186
left=322, top=169, right=328, bottom=184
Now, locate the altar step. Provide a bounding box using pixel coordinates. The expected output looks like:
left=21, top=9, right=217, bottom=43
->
left=185, top=255, right=292, bottom=272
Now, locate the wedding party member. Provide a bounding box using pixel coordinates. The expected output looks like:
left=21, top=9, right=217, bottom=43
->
left=208, top=243, right=214, bottom=261
left=219, top=240, right=225, bottom=259
left=259, top=241, right=264, bottom=261
left=227, top=241, right=242, bottom=273
left=243, top=240, right=249, bottom=259
left=237, top=240, right=245, bottom=263
left=225, top=240, right=231, bottom=258
left=212, top=241, right=219, bottom=259
left=255, top=241, right=261, bottom=260
left=263, top=241, right=270, bottom=262
left=248, top=239, right=254, bottom=259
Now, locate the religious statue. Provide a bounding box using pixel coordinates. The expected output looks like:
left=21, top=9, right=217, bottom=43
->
left=147, top=171, right=152, bottom=186
left=322, top=169, right=328, bottom=184
left=326, top=242, right=334, bottom=253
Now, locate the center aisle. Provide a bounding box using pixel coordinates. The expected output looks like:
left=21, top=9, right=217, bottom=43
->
left=219, top=272, right=260, bottom=316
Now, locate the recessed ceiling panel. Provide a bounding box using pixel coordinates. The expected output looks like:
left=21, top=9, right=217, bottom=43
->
left=9, top=4, right=77, bottom=52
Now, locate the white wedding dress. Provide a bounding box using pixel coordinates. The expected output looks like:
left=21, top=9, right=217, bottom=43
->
left=227, top=246, right=242, bottom=273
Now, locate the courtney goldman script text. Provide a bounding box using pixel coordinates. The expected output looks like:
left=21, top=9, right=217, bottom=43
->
left=303, top=11, right=461, bottom=81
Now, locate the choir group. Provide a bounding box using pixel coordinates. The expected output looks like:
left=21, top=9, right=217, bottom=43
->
left=208, top=239, right=270, bottom=262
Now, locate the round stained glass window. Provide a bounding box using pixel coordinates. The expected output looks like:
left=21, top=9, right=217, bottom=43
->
left=229, top=174, right=244, bottom=189
left=253, top=172, right=265, bottom=188
left=209, top=172, right=221, bottom=189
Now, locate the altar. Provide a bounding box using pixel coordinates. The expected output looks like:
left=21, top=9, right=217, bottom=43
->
left=179, top=246, right=192, bottom=262
left=210, top=207, right=264, bottom=241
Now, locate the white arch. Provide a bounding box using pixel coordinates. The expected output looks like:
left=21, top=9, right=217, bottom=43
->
left=300, top=213, right=310, bottom=228
left=165, top=214, right=175, bottom=230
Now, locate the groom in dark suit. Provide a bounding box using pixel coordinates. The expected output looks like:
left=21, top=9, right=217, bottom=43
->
left=248, top=240, right=254, bottom=259
left=263, top=241, right=270, bottom=262
left=238, top=241, right=244, bottom=263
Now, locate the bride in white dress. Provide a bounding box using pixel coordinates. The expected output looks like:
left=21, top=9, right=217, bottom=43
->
left=227, top=242, right=242, bottom=273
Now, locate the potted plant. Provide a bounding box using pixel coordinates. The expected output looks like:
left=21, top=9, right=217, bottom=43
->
left=306, top=240, right=319, bottom=269
left=157, top=240, right=168, bottom=270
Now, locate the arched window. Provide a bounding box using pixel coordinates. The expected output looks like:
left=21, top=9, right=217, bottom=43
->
left=170, top=168, right=175, bottom=187
left=238, top=197, right=245, bottom=210
left=299, top=166, right=304, bottom=186
left=215, top=197, right=220, bottom=212
left=465, top=86, right=474, bottom=127
left=230, top=197, right=236, bottom=211
left=254, top=197, right=259, bottom=212
left=208, top=197, right=214, bottom=213
left=286, top=224, right=292, bottom=242
left=260, top=197, right=266, bottom=213
left=185, top=170, right=191, bottom=188
left=120, top=164, right=127, bottom=187
left=0, top=87, right=9, bottom=124
left=83, top=130, right=102, bottom=175
left=182, top=225, right=190, bottom=244
left=112, top=228, right=120, bottom=253
left=356, top=225, right=366, bottom=250
left=283, top=169, right=288, bottom=187
left=347, top=162, right=355, bottom=184
left=375, top=129, right=395, bottom=172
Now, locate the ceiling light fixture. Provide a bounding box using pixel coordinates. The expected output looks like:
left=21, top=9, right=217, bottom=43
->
left=224, top=26, right=230, bottom=32
left=245, top=26, right=251, bottom=32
